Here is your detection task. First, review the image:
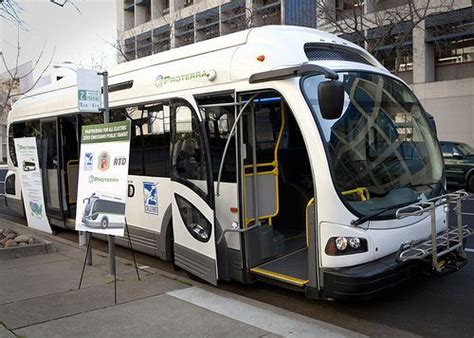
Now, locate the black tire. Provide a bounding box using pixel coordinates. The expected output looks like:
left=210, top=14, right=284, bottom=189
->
left=467, top=175, right=474, bottom=192
left=101, top=216, right=109, bottom=229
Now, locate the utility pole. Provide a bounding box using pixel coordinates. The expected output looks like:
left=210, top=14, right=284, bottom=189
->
left=98, top=70, right=116, bottom=277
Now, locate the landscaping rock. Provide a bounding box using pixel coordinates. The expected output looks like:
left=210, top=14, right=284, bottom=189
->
left=14, top=234, right=33, bottom=243
left=0, top=238, right=8, bottom=246
left=6, top=232, right=17, bottom=240
left=4, top=239, right=18, bottom=248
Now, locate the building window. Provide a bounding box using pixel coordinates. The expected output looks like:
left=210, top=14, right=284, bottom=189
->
left=221, top=0, right=247, bottom=35
left=137, top=31, right=152, bottom=58
left=253, top=0, right=281, bottom=26
left=368, top=21, right=414, bottom=73
left=124, top=37, right=136, bottom=61
left=336, top=0, right=364, bottom=21
left=175, top=16, right=194, bottom=47
left=196, top=7, right=220, bottom=42
left=426, top=7, right=474, bottom=66
left=153, top=25, right=171, bottom=53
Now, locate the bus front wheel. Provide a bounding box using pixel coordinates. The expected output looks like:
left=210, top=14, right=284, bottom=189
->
left=101, top=216, right=109, bottom=229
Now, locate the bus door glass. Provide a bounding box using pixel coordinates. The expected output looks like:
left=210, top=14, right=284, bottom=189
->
left=59, top=116, right=79, bottom=218
left=40, top=119, right=62, bottom=218
left=170, top=99, right=218, bottom=285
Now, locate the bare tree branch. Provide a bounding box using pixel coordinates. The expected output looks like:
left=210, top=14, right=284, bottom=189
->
left=317, top=0, right=455, bottom=74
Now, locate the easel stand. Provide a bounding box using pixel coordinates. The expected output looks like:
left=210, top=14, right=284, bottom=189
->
left=78, top=224, right=140, bottom=304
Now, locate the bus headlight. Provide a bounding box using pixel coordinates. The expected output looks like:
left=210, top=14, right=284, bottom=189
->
left=335, top=237, right=348, bottom=251
left=349, top=237, right=361, bottom=249
left=325, top=237, right=368, bottom=256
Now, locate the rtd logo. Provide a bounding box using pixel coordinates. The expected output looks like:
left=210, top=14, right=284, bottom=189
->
left=114, top=157, right=127, bottom=166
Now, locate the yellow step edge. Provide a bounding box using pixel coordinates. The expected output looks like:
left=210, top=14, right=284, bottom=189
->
left=250, top=267, right=309, bottom=287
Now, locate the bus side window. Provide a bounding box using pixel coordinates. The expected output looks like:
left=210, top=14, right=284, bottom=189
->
left=8, top=120, right=41, bottom=167
left=195, top=93, right=237, bottom=183
left=111, top=102, right=171, bottom=178
left=199, top=104, right=236, bottom=183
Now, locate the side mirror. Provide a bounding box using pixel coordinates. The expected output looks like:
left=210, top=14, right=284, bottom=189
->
left=318, top=80, right=344, bottom=120
left=453, top=152, right=463, bottom=159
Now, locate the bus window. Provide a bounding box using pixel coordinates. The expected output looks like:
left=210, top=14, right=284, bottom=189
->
left=171, top=102, right=209, bottom=197
left=111, top=102, right=171, bottom=177
left=198, top=96, right=237, bottom=183
left=8, top=120, right=41, bottom=167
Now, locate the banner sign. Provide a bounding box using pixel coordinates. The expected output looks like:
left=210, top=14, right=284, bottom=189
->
left=77, top=68, right=101, bottom=113
left=75, top=120, right=131, bottom=236
left=14, top=137, right=52, bottom=234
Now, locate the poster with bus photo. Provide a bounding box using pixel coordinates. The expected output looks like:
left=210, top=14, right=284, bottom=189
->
left=75, top=120, right=131, bottom=236
left=14, top=137, right=52, bottom=234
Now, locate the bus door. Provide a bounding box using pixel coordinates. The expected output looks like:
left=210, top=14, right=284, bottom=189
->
left=58, top=116, right=80, bottom=218
left=170, top=99, right=218, bottom=285
left=40, top=118, right=63, bottom=220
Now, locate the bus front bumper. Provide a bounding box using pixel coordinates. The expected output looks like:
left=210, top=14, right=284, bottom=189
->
left=321, top=250, right=468, bottom=300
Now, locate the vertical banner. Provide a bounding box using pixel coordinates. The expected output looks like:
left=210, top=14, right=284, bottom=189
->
left=75, top=120, right=131, bottom=237
left=14, top=137, right=52, bottom=233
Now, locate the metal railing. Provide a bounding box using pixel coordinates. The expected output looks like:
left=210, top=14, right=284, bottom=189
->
left=395, top=190, right=473, bottom=273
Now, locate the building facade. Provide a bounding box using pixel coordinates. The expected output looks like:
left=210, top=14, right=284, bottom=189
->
left=117, top=0, right=474, bottom=145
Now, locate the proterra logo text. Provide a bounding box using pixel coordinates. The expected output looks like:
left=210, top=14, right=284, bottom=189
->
left=88, top=175, right=119, bottom=184
left=155, top=70, right=217, bottom=88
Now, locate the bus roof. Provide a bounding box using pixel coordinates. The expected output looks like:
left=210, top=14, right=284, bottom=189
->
left=9, top=25, right=387, bottom=123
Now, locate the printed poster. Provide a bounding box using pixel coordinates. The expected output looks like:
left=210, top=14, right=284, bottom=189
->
left=14, top=137, right=52, bottom=233
left=75, top=120, right=131, bottom=236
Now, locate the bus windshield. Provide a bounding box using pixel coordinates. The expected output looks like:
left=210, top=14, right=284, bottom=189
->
left=302, top=71, right=444, bottom=219
left=84, top=198, right=94, bottom=216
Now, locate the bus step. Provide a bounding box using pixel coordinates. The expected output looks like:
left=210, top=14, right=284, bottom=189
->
left=250, top=248, right=309, bottom=287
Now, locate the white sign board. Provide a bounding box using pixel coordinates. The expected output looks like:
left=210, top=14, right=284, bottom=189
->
left=14, top=137, right=52, bottom=234
left=75, top=121, right=131, bottom=236
left=77, top=68, right=101, bottom=113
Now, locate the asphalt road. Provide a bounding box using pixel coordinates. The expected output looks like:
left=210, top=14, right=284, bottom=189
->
left=2, top=196, right=474, bottom=337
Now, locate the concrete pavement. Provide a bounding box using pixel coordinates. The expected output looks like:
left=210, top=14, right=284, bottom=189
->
left=0, top=219, right=362, bottom=338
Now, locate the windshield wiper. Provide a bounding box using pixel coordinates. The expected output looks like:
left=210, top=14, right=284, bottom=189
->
left=351, top=199, right=420, bottom=227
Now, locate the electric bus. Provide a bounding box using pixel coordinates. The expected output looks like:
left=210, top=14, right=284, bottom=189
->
left=5, top=25, right=472, bottom=299
left=81, top=192, right=126, bottom=229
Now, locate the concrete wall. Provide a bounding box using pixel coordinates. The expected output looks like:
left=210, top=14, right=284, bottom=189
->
left=413, top=78, right=474, bottom=145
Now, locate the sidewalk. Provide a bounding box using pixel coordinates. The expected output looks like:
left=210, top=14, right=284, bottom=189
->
left=0, top=219, right=363, bottom=338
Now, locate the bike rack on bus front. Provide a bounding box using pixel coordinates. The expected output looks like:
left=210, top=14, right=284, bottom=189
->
left=395, top=190, right=473, bottom=273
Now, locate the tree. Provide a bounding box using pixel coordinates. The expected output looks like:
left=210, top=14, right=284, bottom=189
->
left=317, top=0, right=455, bottom=74
left=0, top=26, right=55, bottom=116
left=0, top=0, right=23, bottom=26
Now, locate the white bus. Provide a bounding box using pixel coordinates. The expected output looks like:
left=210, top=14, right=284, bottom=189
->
left=5, top=26, right=472, bottom=299
left=81, top=192, right=126, bottom=229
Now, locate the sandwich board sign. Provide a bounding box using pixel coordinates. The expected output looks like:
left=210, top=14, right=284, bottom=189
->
left=77, top=68, right=101, bottom=113
left=75, top=120, right=131, bottom=236
left=14, top=137, right=52, bottom=233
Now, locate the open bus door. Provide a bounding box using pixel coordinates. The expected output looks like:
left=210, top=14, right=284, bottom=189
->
left=170, top=99, right=218, bottom=285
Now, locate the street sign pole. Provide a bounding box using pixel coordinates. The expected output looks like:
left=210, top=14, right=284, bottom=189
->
left=98, top=71, right=116, bottom=279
